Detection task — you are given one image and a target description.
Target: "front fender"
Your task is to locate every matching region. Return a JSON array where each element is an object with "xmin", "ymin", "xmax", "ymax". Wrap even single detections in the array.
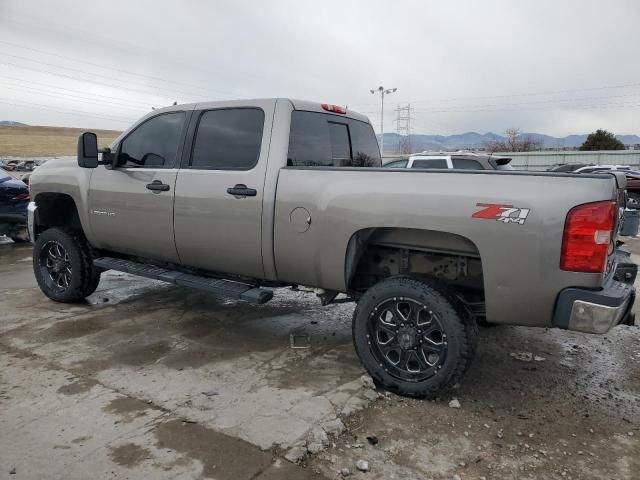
[{"xmin": 30, "ymin": 158, "xmax": 94, "ymax": 241}]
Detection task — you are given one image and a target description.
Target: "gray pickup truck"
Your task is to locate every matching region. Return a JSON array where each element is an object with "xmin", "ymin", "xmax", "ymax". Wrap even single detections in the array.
[{"xmin": 27, "ymin": 98, "xmax": 636, "ymax": 397}]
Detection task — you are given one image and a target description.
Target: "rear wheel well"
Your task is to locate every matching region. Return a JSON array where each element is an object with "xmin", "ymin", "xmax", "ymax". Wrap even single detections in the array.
[
  {"xmin": 346, "ymin": 228, "xmax": 485, "ymax": 317},
  {"xmin": 33, "ymin": 193, "xmax": 82, "ymax": 238}
]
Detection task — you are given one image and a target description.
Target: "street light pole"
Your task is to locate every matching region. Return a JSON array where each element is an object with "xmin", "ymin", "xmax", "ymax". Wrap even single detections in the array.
[{"xmin": 370, "ymin": 86, "xmax": 397, "ymax": 156}]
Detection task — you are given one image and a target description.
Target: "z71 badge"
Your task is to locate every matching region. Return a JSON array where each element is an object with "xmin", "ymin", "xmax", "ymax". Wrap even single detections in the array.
[{"xmin": 472, "ymin": 203, "xmax": 530, "ymax": 225}]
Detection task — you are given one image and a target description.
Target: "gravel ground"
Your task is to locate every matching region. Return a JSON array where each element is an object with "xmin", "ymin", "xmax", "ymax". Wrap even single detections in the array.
[
  {"xmin": 308, "ymin": 238, "xmax": 640, "ymax": 480},
  {"xmin": 0, "ymin": 236, "xmax": 638, "ymax": 479}
]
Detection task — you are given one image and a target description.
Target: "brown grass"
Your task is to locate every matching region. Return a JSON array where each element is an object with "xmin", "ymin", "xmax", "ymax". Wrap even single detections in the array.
[{"xmin": 0, "ymin": 125, "xmax": 122, "ymax": 157}]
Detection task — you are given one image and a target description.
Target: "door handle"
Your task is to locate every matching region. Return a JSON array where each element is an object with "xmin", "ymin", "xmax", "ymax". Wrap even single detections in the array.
[
  {"xmin": 146, "ymin": 180, "xmax": 170, "ymax": 192},
  {"xmin": 227, "ymin": 184, "xmax": 257, "ymax": 197}
]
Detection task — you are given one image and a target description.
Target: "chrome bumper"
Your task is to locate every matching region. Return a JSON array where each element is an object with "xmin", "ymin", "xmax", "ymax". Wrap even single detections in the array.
[
  {"xmin": 553, "ymin": 278, "xmax": 635, "ymax": 334},
  {"xmin": 27, "ymin": 201, "xmax": 37, "ymax": 243},
  {"xmin": 567, "ymin": 296, "xmax": 632, "ymax": 334}
]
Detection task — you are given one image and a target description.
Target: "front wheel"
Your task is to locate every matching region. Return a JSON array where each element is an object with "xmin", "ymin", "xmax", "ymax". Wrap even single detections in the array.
[
  {"xmin": 352, "ymin": 276, "xmax": 478, "ymax": 398},
  {"xmin": 33, "ymin": 227, "xmax": 101, "ymax": 302}
]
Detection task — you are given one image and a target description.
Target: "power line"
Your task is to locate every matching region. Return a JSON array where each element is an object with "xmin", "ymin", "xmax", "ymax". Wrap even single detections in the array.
[
  {"xmin": 359, "ymin": 99, "xmax": 640, "ymax": 116},
  {"xmin": 1, "ymin": 61, "xmax": 193, "ymax": 105},
  {"xmin": 0, "ymin": 11, "xmax": 269, "ymax": 98},
  {"xmin": 349, "ymin": 82, "xmax": 640, "ymax": 108},
  {"xmin": 0, "ymin": 51, "xmax": 206, "ymax": 101},
  {"xmin": 0, "ymin": 74, "xmax": 157, "ymax": 108},
  {"xmin": 0, "ymin": 82, "xmax": 148, "ymax": 112},
  {"xmin": 409, "ymin": 82, "xmax": 640, "ymax": 105},
  {"xmin": 412, "ymin": 92, "xmax": 640, "ymax": 113},
  {"xmin": 0, "ymin": 39, "xmax": 250, "ymax": 100},
  {"xmin": 0, "ymin": 97, "xmax": 137, "ymax": 123},
  {"xmin": 416, "ymin": 99, "xmax": 640, "ymax": 114},
  {"xmin": 0, "ymin": 12, "xmax": 170, "ymax": 65}
]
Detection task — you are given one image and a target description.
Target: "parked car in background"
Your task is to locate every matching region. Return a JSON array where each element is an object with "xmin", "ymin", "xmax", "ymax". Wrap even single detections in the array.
[
  {"xmin": 2, "ymin": 160, "xmax": 36, "ymax": 172},
  {"xmin": 570, "ymin": 165, "xmax": 640, "ymax": 207},
  {"xmin": 384, "ymin": 152, "xmax": 513, "ymax": 170},
  {"xmin": 574, "ymin": 164, "xmax": 632, "ymax": 174},
  {"xmin": 20, "ymin": 172, "xmax": 32, "ymax": 186},
  {"xmin": 0, "ymin": 166, "xmax": 30, "ymax": 242},
  {"xmin": 547, "ymin": 163, "xmax": 592, "ymax": 172}
]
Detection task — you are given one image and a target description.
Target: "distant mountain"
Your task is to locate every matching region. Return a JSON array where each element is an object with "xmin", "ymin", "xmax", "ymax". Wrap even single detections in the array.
[
  {"xmin": 379, "ymin": 131, "xmax": 640, "ymax": 153},
  {"xmin": 0, "ymin": 120, "xmax": 28, "ymax": 126}
]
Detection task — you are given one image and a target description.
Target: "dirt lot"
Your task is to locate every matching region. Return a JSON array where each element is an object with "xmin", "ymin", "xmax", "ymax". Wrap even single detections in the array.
[
  {"xmin": 0, "ymin": 126, "xmax": 120, "ymax": 157},
  {"xmin": 1, "ymin": 237, "xmax": 639, "ymax": 479}
]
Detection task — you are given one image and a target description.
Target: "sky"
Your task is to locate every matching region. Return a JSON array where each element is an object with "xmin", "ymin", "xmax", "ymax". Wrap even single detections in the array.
[{"xmin": 0, "ymin": 0, "xmax": 639, "ymax": 136}]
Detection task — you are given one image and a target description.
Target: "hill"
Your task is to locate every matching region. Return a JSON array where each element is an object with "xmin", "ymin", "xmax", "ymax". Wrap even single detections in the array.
[
  {"xmin": 0, "ymin": 120, "xmax": 28, "ymax": 126},
  {"xmin": 0, "ymin": 125, "xmax": 121, "ymax": 157},
  {"xmin": 380, "ymin": 131, "xmax": 640, "ymax": 153}
]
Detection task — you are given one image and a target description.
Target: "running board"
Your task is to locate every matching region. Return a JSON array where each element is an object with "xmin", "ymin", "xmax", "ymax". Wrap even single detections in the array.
[{"xmin": 93, "ymin": 257, "xmax": 273, "ymax": 304}]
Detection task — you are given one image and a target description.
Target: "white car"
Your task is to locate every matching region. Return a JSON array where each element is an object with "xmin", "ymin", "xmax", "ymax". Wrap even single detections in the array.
[
  {"xmin": 573, "ymin": 164, "xmax": 631, "ymax": 173},
  {"xmin": 384, "ymin": 152, "xmax": 513, "ymax": 170}
]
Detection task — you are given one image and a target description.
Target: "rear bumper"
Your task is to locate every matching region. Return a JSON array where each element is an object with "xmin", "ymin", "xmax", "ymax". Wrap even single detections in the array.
[{"xmin": 553, "ymin": 271, "xmax": 636, "ymax": 334}]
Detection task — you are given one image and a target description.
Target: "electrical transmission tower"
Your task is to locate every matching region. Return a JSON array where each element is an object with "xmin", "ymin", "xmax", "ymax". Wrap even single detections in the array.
[{"xmin": 394, "ymin": 104, "xmax": 414, "ymax": 154}]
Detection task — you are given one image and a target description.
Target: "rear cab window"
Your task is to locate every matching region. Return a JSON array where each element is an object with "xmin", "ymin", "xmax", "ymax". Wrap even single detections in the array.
[{"xmin": 287, "ymin": 111, "xmax": 381, "ymax": 167}]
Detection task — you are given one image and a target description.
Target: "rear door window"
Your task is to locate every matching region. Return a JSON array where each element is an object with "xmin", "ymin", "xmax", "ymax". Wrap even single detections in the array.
[
  {"xmin": 287, "ymin": 111, "xmax": 381, "ymax": 167},
  {"xmin": 190, "ymin": 108, "xmax": 264, "ymax": 170},
  {"xmin": 411, "ymin": 159, "xmax": 448, "ymax": 169}
]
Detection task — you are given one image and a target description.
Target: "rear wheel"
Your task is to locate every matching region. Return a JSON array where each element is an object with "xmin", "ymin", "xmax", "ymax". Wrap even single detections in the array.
[
  {"xmin": 352, "ymin": 276, "xmax": 477, "ymax": 398},
  {"xmin": 33, "ymin": 228, "xmax": 100, "ymax": 302}
]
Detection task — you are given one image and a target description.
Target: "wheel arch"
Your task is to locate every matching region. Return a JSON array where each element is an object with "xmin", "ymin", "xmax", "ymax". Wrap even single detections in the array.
[
  {"xmin": 32, "ymin": 192, "xmax": 85, "ymax": 240},
  {"xmin": 345, "ymin": 227, "xmax": 485, "ymax": 298}
]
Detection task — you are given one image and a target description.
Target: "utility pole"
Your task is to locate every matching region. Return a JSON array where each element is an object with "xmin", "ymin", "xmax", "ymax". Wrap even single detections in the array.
[
  {"xmin": 370, "ymin": 86, "xmax": 397, "ymax": 156},
  {"xmin": 394, "ymin": 104, "xmax": 414, "ymax": 154}
]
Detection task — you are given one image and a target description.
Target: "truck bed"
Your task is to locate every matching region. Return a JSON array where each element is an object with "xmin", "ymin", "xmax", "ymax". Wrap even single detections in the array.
[{"xmin": 273, "ymin": 167, "xmax": 623, "ymax": 327}]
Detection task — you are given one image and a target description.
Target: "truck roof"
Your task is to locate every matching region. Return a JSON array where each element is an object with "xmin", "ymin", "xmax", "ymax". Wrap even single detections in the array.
[{"xmin": 149, "ymin": 98, "xmax": 370, "ymax": 124}]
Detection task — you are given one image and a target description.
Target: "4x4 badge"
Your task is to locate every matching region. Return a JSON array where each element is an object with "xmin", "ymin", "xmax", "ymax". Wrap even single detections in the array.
[{"xmin": 473, "ymin": 203, "xmax": 530, "ymax": 225}]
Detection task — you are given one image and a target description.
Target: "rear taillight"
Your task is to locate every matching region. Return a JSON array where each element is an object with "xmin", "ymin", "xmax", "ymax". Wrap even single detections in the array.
[
  {"xmin": 321, "ymin": 103, "xmax": 347, "ymax": 114},
  {"xmin": 560, "ymin": 200, "xmax": 616, "ymax": 273}
]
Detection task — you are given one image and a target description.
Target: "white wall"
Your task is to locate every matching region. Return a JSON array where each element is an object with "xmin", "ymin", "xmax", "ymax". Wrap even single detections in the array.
[{"xmin": 499, "ymin": 151, "xmax": 640, "ymax": 171}]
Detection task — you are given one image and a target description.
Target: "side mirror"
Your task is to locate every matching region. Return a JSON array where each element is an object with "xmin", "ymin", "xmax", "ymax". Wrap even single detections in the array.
[{"xmin": 77, "ymin": 132, "xmax": 99, "ymax": 168}]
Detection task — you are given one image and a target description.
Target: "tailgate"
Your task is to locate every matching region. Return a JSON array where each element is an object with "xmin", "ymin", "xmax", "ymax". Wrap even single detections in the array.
[{"xmin": 607, "ymin": 171, "xmax": 628, "ymax": 278}]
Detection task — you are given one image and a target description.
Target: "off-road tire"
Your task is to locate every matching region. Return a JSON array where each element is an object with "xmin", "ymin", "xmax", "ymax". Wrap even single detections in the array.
[
  {"xmin": 33, "ymin": 227, "xmax": 100, "ymax": 302},
  {"xmin": 352, "ymin": 276, "xmax": 478, "ymax": 398}
]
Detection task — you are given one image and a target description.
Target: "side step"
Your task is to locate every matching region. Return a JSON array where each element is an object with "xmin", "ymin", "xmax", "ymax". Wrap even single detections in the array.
[{"xmin": 93, "ymin": 257, "xmax": 273, "ymax": 304}]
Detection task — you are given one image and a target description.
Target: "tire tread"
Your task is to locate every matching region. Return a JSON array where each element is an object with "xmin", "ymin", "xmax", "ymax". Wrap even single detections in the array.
[
  {"xmin": 33, "ymin": 227, "xmax": 100, "ymax": 302},
  {"xmin": 352, "ymin": 276, "xmax": 478, "ymax": 398}
]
